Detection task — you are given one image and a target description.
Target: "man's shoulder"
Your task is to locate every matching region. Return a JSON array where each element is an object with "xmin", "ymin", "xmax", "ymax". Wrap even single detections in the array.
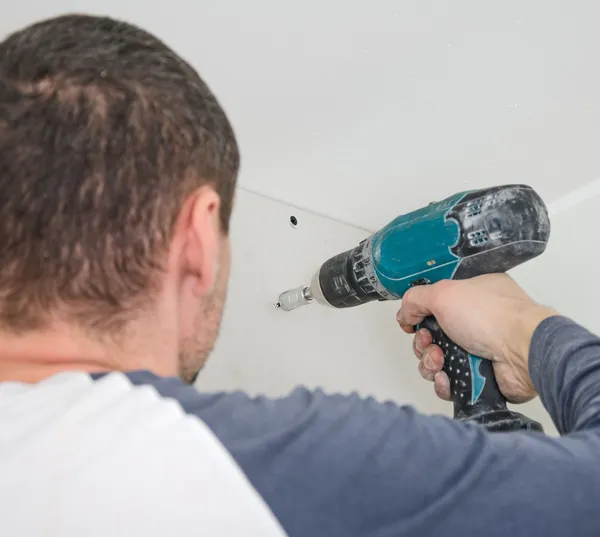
[
  {"xmin": 111, "ymin": 370, "xmax": 368, "ymax": 444},
  {"xmin": 93, "ymin": 371, "xmax": 322, "ymax": 447}
]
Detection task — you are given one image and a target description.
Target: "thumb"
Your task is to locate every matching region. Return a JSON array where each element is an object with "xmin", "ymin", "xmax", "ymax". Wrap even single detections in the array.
[{"xmin": 396, "ymin": 284, "xmax": 438, "ymax": 333}]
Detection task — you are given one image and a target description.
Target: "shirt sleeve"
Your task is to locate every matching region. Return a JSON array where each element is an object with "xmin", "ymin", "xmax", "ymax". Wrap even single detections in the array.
[
  {"xmin": 151, "ymin": 316, "xmax": 600, "ymax": 537},
  {"xmin": 529, "ymin": 315, "xmax": 600, "ymax": 434}
]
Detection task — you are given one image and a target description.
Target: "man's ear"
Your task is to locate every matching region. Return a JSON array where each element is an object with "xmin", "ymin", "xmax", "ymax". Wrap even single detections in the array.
[{"xmin": 174, "ymin": 186, "xmax": 222, "ymax": 297}]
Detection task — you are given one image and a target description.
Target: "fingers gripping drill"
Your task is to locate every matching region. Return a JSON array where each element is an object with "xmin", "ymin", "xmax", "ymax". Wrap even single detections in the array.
[{"xmin": 277, "ymin": 185, "xmax": 550, "ymax": 432}]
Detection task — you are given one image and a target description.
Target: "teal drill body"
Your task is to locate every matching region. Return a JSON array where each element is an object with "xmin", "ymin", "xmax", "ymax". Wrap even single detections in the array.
[
  {"xmin": 317, "ymin": 184, "xmax": 550, "ymax": 307},
  {"xmin": 370, "ymin": 192, "xmax": 464, "ymax": 299}
]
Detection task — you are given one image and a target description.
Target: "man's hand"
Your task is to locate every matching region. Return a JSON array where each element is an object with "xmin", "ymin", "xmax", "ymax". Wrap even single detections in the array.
[{"xmin": 396, "ymin": 274, "xmax": 556, "ymax": 404}]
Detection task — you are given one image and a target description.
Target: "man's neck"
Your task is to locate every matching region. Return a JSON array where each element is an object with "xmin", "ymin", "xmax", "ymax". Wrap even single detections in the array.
[
  {"xmin": 0, "ymin": 358, "xmax": 114, "ymax": 383},
  {"xmin": 0, "ymin": 323, "xmax": 177, "ymax": 383}
]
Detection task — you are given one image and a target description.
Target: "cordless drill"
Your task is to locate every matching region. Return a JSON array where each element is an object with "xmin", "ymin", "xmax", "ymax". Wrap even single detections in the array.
[{"xmin": 277, "ymin": 184, "xmax": 550, "ymax": 432}]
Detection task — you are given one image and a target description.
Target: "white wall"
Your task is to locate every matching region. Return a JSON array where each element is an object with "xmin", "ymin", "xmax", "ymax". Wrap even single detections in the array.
[
  {"xmin": 3, "ymin": 2, "xmax": 600, "ymax": 230},
  {"xmin": 199, "ymin": 190, "xmax": 558, "ymax": 435}
]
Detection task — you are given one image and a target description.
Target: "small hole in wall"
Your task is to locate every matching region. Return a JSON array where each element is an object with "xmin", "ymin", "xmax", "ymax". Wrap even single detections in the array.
[{"xmin": 289, "ymin": 216, "xmax": 298, "ymax": 228}]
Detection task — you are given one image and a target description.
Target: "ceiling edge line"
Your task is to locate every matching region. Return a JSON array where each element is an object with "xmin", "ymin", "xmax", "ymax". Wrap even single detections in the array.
[
  {"xmin": 236, "ymin": 186, "xmax": 375, "ymax": 234},
  {"xmin": 547, "ymin": 177, "xmax": 600, "ymax": 218}
]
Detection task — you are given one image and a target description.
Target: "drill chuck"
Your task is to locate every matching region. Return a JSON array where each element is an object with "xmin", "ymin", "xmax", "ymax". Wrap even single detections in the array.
[
  {"xmin": 277, "ymin": 285, "xmax": 313, "ymax": 311},
  {"xmin": 277, "ymin": 269, "xmax": 339, "ymax": 311},
  {"xmin": 276, "ymin": 237, "xmax": 392, "ymax": 311}
]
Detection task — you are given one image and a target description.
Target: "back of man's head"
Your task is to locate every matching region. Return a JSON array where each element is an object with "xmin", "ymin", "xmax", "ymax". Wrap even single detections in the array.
[{"xmin": 0, "ymin": 14, "xmax": 239, "ymax": 336}]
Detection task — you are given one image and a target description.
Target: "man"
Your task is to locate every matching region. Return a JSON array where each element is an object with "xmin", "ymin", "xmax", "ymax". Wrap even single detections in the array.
[{"xmin": 0, "ymin": 13, "xmax": 599, "ymax": 537}]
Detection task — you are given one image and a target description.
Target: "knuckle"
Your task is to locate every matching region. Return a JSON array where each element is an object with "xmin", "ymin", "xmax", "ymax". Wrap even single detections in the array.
[
  {"xmin": 403, "ymin": 287, "xmax": 417, "ymax": 301},
  {"xmin": 432, "ymin": 279, "xmax": 454, "ymax": 301}
]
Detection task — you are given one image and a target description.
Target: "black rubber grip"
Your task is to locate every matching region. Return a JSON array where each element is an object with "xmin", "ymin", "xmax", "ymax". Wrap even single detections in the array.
[
  {"xmin": 419, "ymin": 316, "xmax": 508, "ymax": 420},
  {"xmin": 418, "ymin": 317, "xmax": 543, "ymax": 432}
]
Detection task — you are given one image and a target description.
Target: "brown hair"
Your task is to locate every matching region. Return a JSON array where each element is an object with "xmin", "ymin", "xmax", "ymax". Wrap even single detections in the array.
[{"xmin": 0, "ymin": 14, "xmax": 240, "ymax": 333}]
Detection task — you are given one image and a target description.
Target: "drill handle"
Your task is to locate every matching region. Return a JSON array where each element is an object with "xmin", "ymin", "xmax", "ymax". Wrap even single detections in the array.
[{"xmin": 418, "ymin": 317, "xmax": 507, "ymax": 420}]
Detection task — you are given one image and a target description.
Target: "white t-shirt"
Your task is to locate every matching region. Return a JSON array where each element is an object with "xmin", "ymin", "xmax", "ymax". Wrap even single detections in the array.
[{"xmin": 0, "ymin": 372, "xmax": 287, "ymax": 537}]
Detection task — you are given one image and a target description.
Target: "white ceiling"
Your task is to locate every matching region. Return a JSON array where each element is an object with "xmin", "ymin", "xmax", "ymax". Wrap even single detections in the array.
[{"xmin": 5, "ymin": 1, "xmax": 600, "ymax": 230}]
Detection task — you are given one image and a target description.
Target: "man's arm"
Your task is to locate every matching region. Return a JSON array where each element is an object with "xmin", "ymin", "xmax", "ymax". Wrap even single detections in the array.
[{"xmin": 531, "ymin": 316, "xmax": 600, "ymax": 434}]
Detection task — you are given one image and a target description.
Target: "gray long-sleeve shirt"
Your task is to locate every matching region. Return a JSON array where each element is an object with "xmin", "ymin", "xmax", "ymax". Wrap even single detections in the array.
[{"xmin": 107, "ymin": 316, "xmax": 600, "ymax": 535}]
